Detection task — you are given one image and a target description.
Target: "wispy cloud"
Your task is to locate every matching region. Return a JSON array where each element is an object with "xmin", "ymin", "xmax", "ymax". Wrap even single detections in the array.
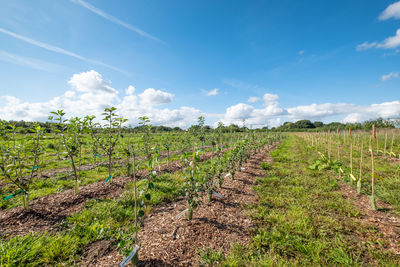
[
  {"xmin": 247, "ymin": 96, "xmax": 260, "ymax": 103},
  {"xmin": 356, "ymin": 41, "xmax": 377, "ymax": 51},
  {"xmin": 72, "ymin": 0, "xmax": 163, "ymax": 43},
  {"xmin": 0, "ymin": 49, "xmax": 63, "ymax": 72},
  {"xmin": 206, "ymin": 88, "xmax": 219, "ymax": 96},
  {"xmin": 357, "ymin": 29, "xmax": 400, "ymax": 51},
  {"xmin": 0, "ymin": 27, "xmax": 125, "ymax": 73},
  {"xmin": 298, "ymin": 50, "xmax": 305, "ymax": 55},
  {"xmin": 381, "ymin": 72, "xmax": 399, "ymax": 81}
]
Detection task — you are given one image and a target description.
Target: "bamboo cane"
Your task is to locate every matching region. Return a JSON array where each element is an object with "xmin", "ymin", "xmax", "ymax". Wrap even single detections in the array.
[
  {"xmin": 370, "ymin": 148, "xmax": 376, "ymax": 210},
  {"xmin": 357, "ymin": 143, "xmax": 363, "ymax": 194},
  {"xmin": 390, "ymin": 133, "xmax": 394, "ymax": 158}
]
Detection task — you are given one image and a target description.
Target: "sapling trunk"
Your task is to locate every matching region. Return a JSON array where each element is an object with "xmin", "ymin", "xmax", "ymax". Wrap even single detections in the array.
[
  {"xmin": 70, "ymin": 157, "xmax": 79, "ymax": 196},
  {"xmin": 132, "ymin": 155, "xmax": 139, "ymax": 264},
  {"xmin": 167, "ymin": 148, "xmax": 170, "ymax": 167},
  {"xmin": 187, "ymin": 207, "xmax": 193, "ymax": 220},
  {"xmin": 22, "ymin": 192, "xmax": 29, "ymax": 210},
  {"xmin": 108, "ymin": 148, "xmax": 112, "ymax": 182}
]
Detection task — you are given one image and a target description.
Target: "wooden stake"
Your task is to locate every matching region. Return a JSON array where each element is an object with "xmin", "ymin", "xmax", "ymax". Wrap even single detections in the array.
[
  {"xmin": 372, "ymin": 124, "xmax": 376, "ymax": 140},
  {"xmin": 350, "ymin": 143, "xmax": 353, "ymax": 184},
  {"xmin": 390, "ymin": 134, "xmax": 394, "ymax": 157},
  {"xmin": 384, "ymin": 132, "xmax": 387, "ymax": 156},
  {"xmin": 328, "ymin": 133, "xmax": 331, "ymax": 160},
  {"xmin": 370, "ymin": 148, "xmax": 376, "ymax": 210},
  {"xmin": 357, "ymin": 143, "xmax": 363, "ymax": 194},
  {"xmin": 350, "ymin": 143, "xmax": 353, "ymax": 175}
]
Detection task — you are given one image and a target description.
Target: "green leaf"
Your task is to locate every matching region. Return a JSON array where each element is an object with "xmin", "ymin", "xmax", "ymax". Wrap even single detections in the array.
[
  {"xmin": 145, "ymin": 193, "xmax": 151, "ymax": 201},
  {"xmin": 373, "ymin": 173, "xmax": 385, "ymax": 180},
  {"xmin": 148, "ymin": 182, "xmax": 154, "ymax": 190},
  {"xmin": 138, "ymin": 210, "xmax": 145, "ymax": 217}
]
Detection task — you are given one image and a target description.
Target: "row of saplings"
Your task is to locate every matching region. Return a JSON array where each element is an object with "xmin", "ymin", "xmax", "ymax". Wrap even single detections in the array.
[
  {"xmin": 0, "ymin": 107, "xmax": 235, "ymax": 210},
  {"xmin": 0, "ymin": 107, "xmax": 129, "ymax": 209},
  {"xmin": 126, "ymin": 127, "xmax": 266, "ymax": 265},
  {"xmin": 0, "ymin": 107, "xmax": 268, "ymax": 265}
]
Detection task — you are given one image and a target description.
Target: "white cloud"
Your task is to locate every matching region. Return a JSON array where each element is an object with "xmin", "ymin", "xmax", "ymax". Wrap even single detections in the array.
[
  {"xmin": 287, "ymin": 103, "xmax": 357, "ymax": 121},
  {"xmin": 377, "ymin": 29, "xmax": 400, "ymax": 49},
  {"xmin": 342, "ymin": 101, "xmax": 400, "ymax": 123},
  {"xmin": 285, "ymin": 101, "xmax": 400, "ymax": 123},
  {"xmin": 139, "ymin": 88, "xmax": 173, "ymax": 106},
  {"xmin": 221, "ymin": 94, "xmax": 286, "ymax": 128},
  {"xmin": 68, "ymin": 70, "xmax": 117, "ymax": 94},
  {"xmin": 262, "ymin": 93, "xmax": 279, "ymax": 103},
  {"xmin": 247, "ymin": 96, "xmax": 260, "ymax": 103},
  {"xmin": 72, "ymin": 0, "xmax": 163, "ymax": 43},
  {"xmin": 64, "ymin": 90, "xmax": 75, "ymax": 98},
  {"xmin": 0, "ymin": 95, "xmax": 61, "ymax": 122},
  {"xmin": 356, "ymin": 41, "xmax": 377, "ymax": 51},
  {"xmin": 225, "ymin": 103, "xmax": 254, "ymax": 121},
  {"xmin": 125, "ymin": 85, "xmax": 135, "ymax": 95},
  {"xmin": 298, "ymin": 50, "xmax": 305, "ymax": 55},
  {"xmin": 1, "ymin": 71, "xmax": 400, "ymax": 128},
  {"xmin": 381, "ymin": 72, "xmax": 399, "ymax": 81},
  {"xmin": 206, "ymin": 88, "xmax": 219, "ymax": 96},
  {"xmin": 0, "ymin": 27, "xmax": 124, "ymax": 73},
  {"xmin": 357, "ymin": 29, "xmax": 400, "ymax": 51},
  {"xmin": 379, "ymin": 1, "xmax": 400, "ymax": 20}
]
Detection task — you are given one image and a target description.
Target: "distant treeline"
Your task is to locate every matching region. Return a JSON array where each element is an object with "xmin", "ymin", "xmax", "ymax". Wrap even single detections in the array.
[
  {"xmin": 270, "ymin": 118, "xmax": 398, "ymax": 132},
  {"xmin": 0, "ymin": 117, "xmax": 397, "ymax": 134}
]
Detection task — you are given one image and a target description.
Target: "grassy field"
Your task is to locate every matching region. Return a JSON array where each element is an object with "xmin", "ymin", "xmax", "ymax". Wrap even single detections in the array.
[
  {"xmin": 202, "ymin": 135, "xmax": 400, "ymax": 266},
  {"xmin": 2, "ymin": 132, "xmax": 400, "ymax": 266}
]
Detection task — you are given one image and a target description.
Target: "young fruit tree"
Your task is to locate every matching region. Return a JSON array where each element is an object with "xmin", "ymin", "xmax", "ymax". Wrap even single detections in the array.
[{"xmin": 50, "ymin": 110, "xmax": 88, "ymax": 195}]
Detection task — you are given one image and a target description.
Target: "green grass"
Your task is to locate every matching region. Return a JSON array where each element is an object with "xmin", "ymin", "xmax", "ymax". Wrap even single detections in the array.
[
  {"xmin": 309, "ymin": 133, "xmax": 400, "ymax": 214},
  {"xmin": 202, "ymin": 135, "xmax": 400, "ymax": 266}
]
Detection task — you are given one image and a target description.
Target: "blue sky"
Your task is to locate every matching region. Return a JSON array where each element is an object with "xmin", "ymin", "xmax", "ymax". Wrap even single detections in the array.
[{"xmin": 0, "ymin": 0, "xmax": 400, "ymax": 128}]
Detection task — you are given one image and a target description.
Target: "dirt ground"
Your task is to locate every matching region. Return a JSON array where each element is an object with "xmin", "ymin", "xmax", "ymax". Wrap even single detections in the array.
[
  {"xmin": 80, "ymin": 145, "xmax": 274, "ymax": 267},
  {"xmin": 0, "ymin": 150, "xmax": 225, "ymax": 237}
]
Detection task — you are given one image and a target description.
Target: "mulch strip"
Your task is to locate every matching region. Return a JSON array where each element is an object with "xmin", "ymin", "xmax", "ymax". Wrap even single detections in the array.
[
  {"xmin": 0, "ymin": 150, "xmax": 224, "ymax": 237},
  {"xmin": 82, "ymin": 145, "xmax": 274, "ymax": 267}
]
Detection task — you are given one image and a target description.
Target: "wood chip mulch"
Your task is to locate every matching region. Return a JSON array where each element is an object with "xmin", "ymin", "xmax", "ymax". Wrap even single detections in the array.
[
  {"xmin": 83, "ymin": 145, "xmax": 274, "ymax": 267},
  {"xmin": 0, "ymin": 150, "xmax": 224, "ymax": 237}
]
